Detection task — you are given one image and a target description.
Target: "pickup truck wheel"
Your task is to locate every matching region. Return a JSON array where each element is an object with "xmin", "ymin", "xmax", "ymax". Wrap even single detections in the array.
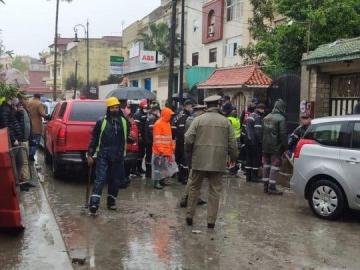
[
  {"xmin": 45, "ymin": 147, "xmax": 52, "ymax": 164},
  {"xmin": 52, "ymin": 155, "xmax": 62, "ymax": 178}
]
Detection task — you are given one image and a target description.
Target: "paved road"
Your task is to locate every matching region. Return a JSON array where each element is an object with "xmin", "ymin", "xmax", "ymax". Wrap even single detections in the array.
[{"xmin": 38, "ymin": 152, "xmax": 360, "ymax": 270}]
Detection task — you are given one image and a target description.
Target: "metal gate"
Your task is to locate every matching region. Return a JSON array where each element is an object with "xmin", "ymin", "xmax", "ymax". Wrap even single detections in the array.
[
  {"xmin": 330, "ymin": 74, "xmax": 360, "ymax": 116},
  {"xmin": 267, "ymin": 73, "xmax": 301, "ymax": 133}
]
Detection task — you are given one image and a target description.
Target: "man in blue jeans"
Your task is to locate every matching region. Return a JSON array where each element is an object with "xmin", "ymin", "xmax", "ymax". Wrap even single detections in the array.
[{"xmin": 87, "ymin": 97, "xmax": 130, "ymax": 214}]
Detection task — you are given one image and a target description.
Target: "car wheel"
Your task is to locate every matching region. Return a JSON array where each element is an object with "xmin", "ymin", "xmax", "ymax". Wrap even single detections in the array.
[
  {"xmin": 52, "ymin": 155, "xmax": 62, "ymax": 179},
  {"xmin": 308, "ymin": 179, "xmax": 346, "ymax": 220}
]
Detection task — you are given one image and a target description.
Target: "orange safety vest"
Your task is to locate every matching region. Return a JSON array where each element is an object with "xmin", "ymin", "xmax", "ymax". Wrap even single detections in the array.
[{"xmin": 152, "ymin": 107, "xmax": 175, "ymax": 157}]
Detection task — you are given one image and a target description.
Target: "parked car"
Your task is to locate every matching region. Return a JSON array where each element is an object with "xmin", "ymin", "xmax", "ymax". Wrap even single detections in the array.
[
  {"xmin": 40, "ymin": 100, "xmax": 57, "ymax": 148},
  {"xmin": 44, "ymin": 99, "xmax": 139, "ymax": 178},
  {"xmin": 291, "ymin": 115, "xmax": 360, "ymax": 220}
]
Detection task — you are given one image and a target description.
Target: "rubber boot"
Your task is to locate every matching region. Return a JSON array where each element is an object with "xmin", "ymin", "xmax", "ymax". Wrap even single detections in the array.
[
  {"xmin": 145, "ymin": 164, "xmax": 152, "ymax": 178},
  {"xmin": 180, "ymin": 195, "xmax": 188, "ymax": 208},
  {"xmin": 245, "ymin": 169, "xmax": 252, "ymax": 182},
  {"xmin": 263, "ymin": 181, "xmax": 269, "ymax": 193},
  {"xmin": 268, "ymin": 183, "xmax": 283, "ymax": 195},
  {"xmin": 154, "ymin": 180, "xmax": 163, "ymax": 190},
  {"xmin": 251, "ymin": 170, "xmax": 262, "ymax": 183}
]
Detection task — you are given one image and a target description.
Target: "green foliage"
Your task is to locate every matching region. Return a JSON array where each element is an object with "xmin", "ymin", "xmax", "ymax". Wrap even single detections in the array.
[
  {"xmin": 11, "ymin": 56, "xmax": 29, "ymax": 73},
  {"xmin": 65, "ymin": 73, "xmax": 84, "ymax": 90},
  {"xmin": 0, "ymin": 83, "xmax": 18, "ymax": 103},
  {"xmin": 138, "ymin": 22, "xmax": 180, "ymax": 59},
  {"xmin": 242, "ymin": 0, "xmax": 360, "ymax": 74}
]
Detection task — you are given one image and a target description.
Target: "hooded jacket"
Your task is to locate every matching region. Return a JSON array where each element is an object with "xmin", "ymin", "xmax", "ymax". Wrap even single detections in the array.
[
  {"xmin": 262, "ymin": 99, "xmax": 287, "ymax": 154},
  {"xmin": 152, "ymin": 107, "xmax": 175, "ymax": 157}
]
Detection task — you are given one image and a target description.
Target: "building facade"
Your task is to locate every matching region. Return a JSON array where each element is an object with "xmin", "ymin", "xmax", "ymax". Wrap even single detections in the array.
[{"xmin": 45, "ymin": 36, "xmax": 123, "ymax": 98}]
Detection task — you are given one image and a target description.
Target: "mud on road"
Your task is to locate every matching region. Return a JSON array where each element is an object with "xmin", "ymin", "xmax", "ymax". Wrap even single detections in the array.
[{"xmin": 39, "ymin": 153, "xmax": 360, "ymax": 270}]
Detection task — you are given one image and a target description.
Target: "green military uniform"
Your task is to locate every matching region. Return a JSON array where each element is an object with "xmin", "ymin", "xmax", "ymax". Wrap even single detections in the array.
[{"xmin": 184, "ymin": 96, "xmax": 238, "ymax": 227}]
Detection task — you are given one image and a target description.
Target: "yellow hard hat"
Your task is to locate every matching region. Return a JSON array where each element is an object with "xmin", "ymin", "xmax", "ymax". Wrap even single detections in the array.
[{"xmin": 106, "ymin": 97, "xmax": 120, "ymax": 107}]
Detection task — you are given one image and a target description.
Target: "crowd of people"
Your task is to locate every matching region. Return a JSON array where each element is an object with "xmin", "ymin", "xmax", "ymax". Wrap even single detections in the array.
[
  {"xmin": 0, "ymin": 93, "xmax": 49, "ymax": 191},
  {"xmin": 86, "ymin": 94, "xmax": 314, "ymax": 228}
]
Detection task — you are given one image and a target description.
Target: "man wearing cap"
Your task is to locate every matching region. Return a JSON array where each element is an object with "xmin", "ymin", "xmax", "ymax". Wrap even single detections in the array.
[
  {"xmin": 179, "ymin": 104, "xmax": 207, "ymax": 208},
  {"xmin": 245, "ymin": 103, "xmax": 266, "ymax": 182},
  {"xmin": 185, "ymin": 95, "xmax": 238, "ymax": 228},
  {"xmin": 133, "ymin": 99, "xmax": 148, "ymax": 175},
  {"xmin": 87, "ymin": 97, "xmax": 130, "ymax": 214},
  {"xmin": 288, "ymin": 112, "xmax": 311, "ymax": 155},
  {"xmin": 173, "ymin": 99, "xmax": 193, "ymax": 184}
]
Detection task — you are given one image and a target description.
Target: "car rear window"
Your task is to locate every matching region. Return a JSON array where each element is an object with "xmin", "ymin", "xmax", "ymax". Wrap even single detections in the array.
[
  {"xmin": 305, "ymin": 122, "xmax": 344, "ymax": 147},
  {"xmin": 69, "ymin": 102, "xmax": 106, "ymax": 122}
]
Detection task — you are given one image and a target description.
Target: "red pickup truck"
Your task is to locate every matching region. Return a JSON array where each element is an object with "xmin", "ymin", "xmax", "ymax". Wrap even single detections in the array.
[{"xmin": 45, "ymin": 99, "xmax": 139, "ymax": 178}]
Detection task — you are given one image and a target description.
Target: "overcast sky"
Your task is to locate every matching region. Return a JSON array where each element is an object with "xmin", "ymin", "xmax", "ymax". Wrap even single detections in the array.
[{"xmin": 0, "ymin": 0, "xmax": 161, "ymax": 57}]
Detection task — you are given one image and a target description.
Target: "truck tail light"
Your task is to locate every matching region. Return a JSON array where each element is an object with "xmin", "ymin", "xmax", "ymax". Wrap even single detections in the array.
[
  {"xmin": 57, "ymin": 128, "xmax": 66, "ymax": 146},
  {"xmin": 293, "ymin": 139, "xmax": 316, "ymax": 159}
]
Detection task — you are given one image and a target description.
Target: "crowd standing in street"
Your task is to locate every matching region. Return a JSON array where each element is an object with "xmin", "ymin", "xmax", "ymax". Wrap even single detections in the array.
[
  {"xmin": 262, "ymin": 99, "xmax": 287, "ymax": 195},
  {"xmin": 184, "ymin": 95, "xmax": 238, "ymax": 228},
  {"xmin": 87, "ymin": 97, "xmax": 130, "ymax": 214}
]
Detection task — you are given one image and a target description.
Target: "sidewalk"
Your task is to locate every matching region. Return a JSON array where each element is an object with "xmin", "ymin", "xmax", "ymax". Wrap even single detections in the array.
[{"xmin": 0, "ymin": 164, "xmax": 73, "ymax": 270}]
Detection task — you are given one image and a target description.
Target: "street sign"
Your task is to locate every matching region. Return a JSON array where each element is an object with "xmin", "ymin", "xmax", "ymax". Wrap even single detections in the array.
[
  {"xmin": 110, "ymin": 55, "xmax": 124, "ymax": 75},
  {"xmin": 139, "ymin": 50, "xmax": 156, "ymax": 64},
  {"xmin": 89, "ymin": 86, "xmax": 97, "ymax": 94}
]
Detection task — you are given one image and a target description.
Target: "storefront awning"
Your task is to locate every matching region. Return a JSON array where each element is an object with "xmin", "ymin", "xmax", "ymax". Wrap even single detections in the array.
[
  {"xmin": 185, "ymin": 66, "xmax": 215, "ymax": 90},
  {"xmin": 197, "ymin": 65, "xmax": 272, "ymax": 89}
]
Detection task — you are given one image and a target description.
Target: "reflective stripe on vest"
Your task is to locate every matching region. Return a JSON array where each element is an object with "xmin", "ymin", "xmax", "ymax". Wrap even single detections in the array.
[
  {"xmin": 95, "ymin": 116, "xmax": 127, "ymax": 156},
  {"xmin": 153, "ymin": 135, "xmax": 173, "ymax": 145}
]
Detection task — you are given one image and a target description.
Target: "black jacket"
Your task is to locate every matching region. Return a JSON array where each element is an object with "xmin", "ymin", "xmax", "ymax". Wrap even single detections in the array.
[
  {"xmin": 0, "ymin": 103, "xmax": 23, "ymax": 144},
  {"xmin": 88, "ymin": 110, "xmax": 130, "ymax": 159},
  {"xmin": 245, "ymin": 111, "xmax": 263, "ymax": 145},
  {"xmin": 288, "ymin": 124, "xmax": 309, "ymax": 151},
  {"xmin": 173, "ymin": 109, "xmax": 192, "ymax": 144},
  {"xmin": 133, "ymin": 108, "xmax": 147, "ymax": 142},
  {"xmin": 145, "ymin": 112, "xmax": 159, "ymax": 145}
]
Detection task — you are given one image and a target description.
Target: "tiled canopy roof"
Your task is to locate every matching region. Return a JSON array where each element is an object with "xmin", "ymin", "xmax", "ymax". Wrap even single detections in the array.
[
  {"xmin": 197, "ymin": 65, "xmax": 272, "ymax": 89},
  {"xmin": 302, "ymin": 37, "xmax": 360, "ymax": 65}
]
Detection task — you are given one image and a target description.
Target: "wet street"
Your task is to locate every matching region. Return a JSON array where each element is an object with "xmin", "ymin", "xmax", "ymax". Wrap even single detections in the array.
[{"xmin": 3, "ymin": 151, "xmax": 360, "ymax": 270}]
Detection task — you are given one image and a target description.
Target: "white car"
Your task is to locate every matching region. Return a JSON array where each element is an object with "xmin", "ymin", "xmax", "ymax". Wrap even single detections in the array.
[{"xmin": 291, "ymin": 115, "xmax": 360, "ymax": 220}]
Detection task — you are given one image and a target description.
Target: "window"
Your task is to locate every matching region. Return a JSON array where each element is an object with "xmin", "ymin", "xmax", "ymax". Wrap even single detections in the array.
[
  {"xmin": 226, "ymin": 0, "xmax": 244, "ymax": 22},
  {"xmin": 209, "ymin": 48, "xmax": 217, "ymax": 63},
  {"xmin": 208, "ymin": 10, "xmax": 216, "ymax": 37},
  {"xmin": 57, "ymin": 102, "xmax": 67, "ymax": 119},
  {"xmin": 131, "ymin": 80, "xmax": 139, "ymax": 87},
  {"xmin": 351, "ymin": 122, "xmax": 360, "ymax": 148},
  {"xmin": 69, "ymin": 102, "xmax": 106, "ymax": 122},
  {"xmin": 192, "ymin": 53, "xmax": 199, "ymax": 66},
  {"xmin": 305, "ymin": 122, "xmax": 343, "ymax": 147},
  {"xmin": 225, "ymin": 36, "xmax": 241, "ymax": 57}
]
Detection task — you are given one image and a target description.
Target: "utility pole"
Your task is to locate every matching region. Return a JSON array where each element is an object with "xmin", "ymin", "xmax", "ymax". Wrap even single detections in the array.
[
  {"xmin": 179, "ymin": 0, "xmax": 185, "ymax": 105},
  {"xmin": 86, "ymin": 20, "xmax": 90, "ymax": 98},
  {"xmin": 167, "ymin": 0, "xmax": 177, "ymax": 107},
  {"xmin": 53, "ymin": 0, "xmax": 60, "ymax": 101},
  {"xmin": 73, "ymin": 60, "xmax": 78, "ymax": 99}
]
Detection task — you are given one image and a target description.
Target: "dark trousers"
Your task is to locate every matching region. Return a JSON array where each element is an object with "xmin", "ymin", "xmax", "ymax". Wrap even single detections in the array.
[
  {"xmin": 245, "ymin": 143, "xmax": 262, "ymax": 172},
  {"xmin": 90, "ymin": 151, "xmax": 125, "ymax": 207},
  {"xmin": 29, "ymin": 134, "xmax": 41, "ymax": 158},
  {"xmin": 145, "ymin": 143, "xmax": 152, "ymax": 177},
  {"xmin": 262, "ymin": 153, "xmax": 281, "ymax": 185},
  {"xmin": 175, "ymin": 144, "xmax": 188, "ymax": 182}
]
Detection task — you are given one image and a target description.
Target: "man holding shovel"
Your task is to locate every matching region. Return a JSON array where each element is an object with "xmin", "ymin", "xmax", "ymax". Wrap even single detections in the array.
[{"xmin": 87, "ymin": 97, "xmax": 130, "ymax": 214}]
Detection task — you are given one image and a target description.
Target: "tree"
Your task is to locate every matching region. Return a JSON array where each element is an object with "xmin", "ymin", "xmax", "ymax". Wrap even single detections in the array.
[
  {"xmin": 65, "ymin": 73, "xmax": 84, "ymax": 90},
  {"xmin": 12, "ymin": 56, "xmax": 29, "ymax": 73},
  {"xmin": 138, "ymin": 22, "xmax": 180, "ymax": 59},
  {"xmin": 239, "ymin": 0, "xmax": 360, "ymax": 74}
]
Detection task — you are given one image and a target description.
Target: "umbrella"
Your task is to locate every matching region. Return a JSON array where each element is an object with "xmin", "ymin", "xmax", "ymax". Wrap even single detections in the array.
[{"xmin": 106, "ymin": 86, "xmax": 156, "ymax": 100}]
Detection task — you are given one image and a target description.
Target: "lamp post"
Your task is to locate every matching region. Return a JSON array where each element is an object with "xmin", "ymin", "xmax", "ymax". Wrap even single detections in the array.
[{"xmin": 73, "ymin": 21, "xmax": 90, "ymax": 97}]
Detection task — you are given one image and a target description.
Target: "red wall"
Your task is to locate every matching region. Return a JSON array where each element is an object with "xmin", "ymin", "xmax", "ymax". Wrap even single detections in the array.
[{"xmin": 202, "ymin": 0, "xmax": 224, "ymax": 44}]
